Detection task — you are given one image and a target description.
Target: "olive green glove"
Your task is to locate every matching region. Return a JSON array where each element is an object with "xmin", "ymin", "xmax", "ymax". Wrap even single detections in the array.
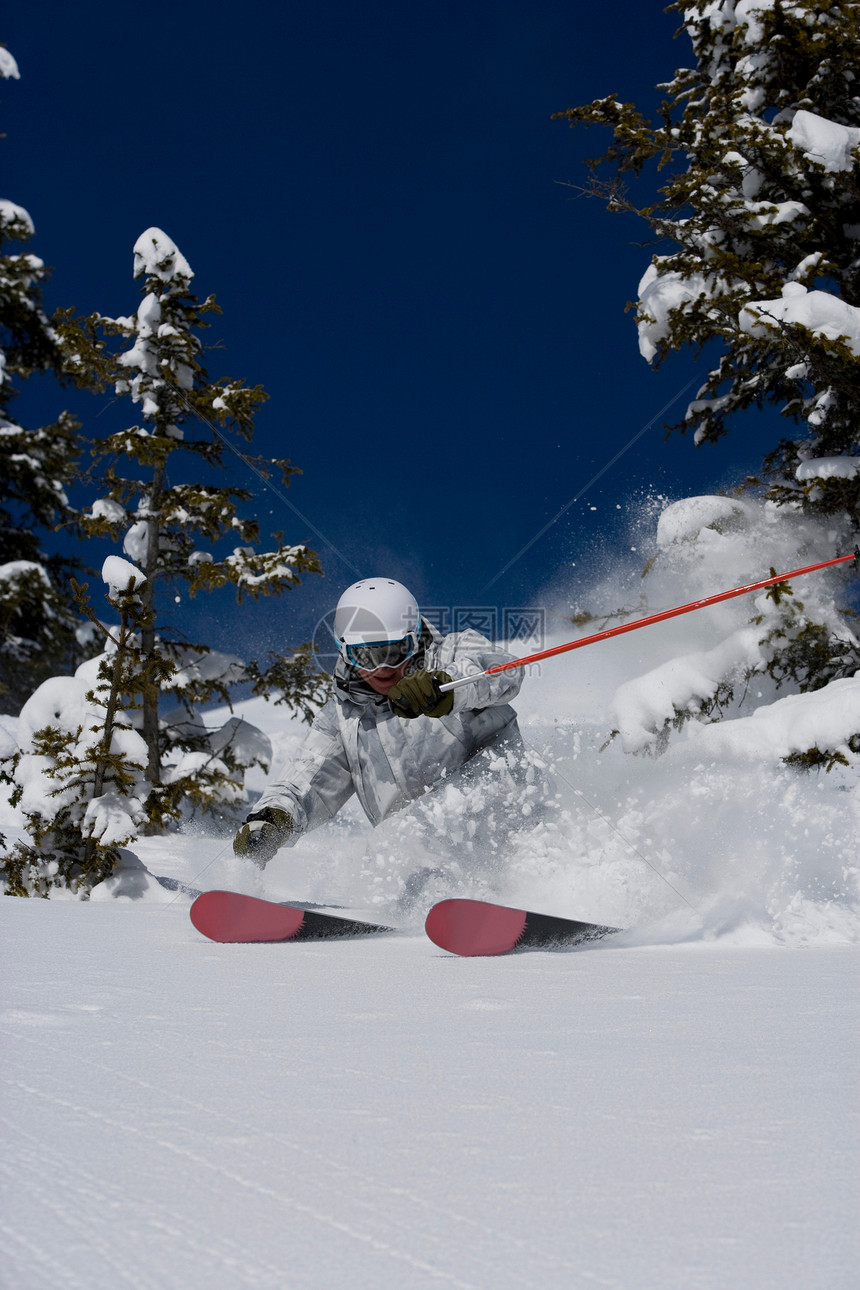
[
  {"xmin": 388, "ymin": 670, "xmax": 454, "ymax": 719},
  {"xmin": 233, "ymin": 807, "xmax": 293, "ymax": 867}
]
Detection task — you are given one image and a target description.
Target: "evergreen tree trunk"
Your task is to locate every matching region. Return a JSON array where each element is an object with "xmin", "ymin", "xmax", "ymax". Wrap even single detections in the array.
[
  {"xmin": 140, "ymin": 463, "xmax": 164, "ymax": 788},
  {"xmin": 83, "ymin": 612, "xmax": 128, "ymax": 870}
]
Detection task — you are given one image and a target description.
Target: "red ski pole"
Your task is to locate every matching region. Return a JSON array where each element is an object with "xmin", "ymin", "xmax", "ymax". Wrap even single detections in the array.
[{"xmin": 439, "ymin": 548, "xmax": 860, "ymax": 693}]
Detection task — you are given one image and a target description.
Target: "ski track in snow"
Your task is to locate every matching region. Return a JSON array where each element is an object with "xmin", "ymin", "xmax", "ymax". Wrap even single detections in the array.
[
  {"xmin": 1, "ymin": 950, "xmax": 591, "ymax": 1290},
  {"xmin": 2, "ymin": 900, "xmax": 858, "ymax": 1290},
  {"xmin": 1, "ymin": 1049, "xmax": 556, "ymax": 1290}
]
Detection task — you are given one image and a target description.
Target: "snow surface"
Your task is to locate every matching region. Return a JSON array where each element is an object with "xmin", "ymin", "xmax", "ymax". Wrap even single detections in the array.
[
  {"xmin": 2, "ymin": 496, "xmax": 859, "ymax": 1287},
  {"xmin": 2, "ymin": 898, "xmax": 857, "ymax": 1290}
]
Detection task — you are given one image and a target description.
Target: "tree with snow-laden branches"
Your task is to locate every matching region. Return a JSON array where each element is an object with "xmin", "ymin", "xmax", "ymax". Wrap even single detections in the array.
[
  {"xmin": 56, "ymin": 227, "xmax": 323, "ymax": 829},
  {"xmin": 556, "ymin": 0, "xmax": 860, "ymax": 532},
  {"xmin": 3, "ymin": 559, "xmax": 153, "ymax": 895},
  {"xmin": 555, "ymin": 0, "xmax": 860, "ymax": 758},
  {"xmin": 0, "ymin": 48, "xmax": 87, "ymax": 714},
  {"xmin": 1, "ymin": 555, "xmax": 282, "ymax": 895}
]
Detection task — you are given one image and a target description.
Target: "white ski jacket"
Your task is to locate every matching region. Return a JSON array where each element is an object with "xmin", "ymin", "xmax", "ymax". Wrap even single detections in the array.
[{"xmin": 254, "ymin": 626, "xmax": 523, "ymax": 843}]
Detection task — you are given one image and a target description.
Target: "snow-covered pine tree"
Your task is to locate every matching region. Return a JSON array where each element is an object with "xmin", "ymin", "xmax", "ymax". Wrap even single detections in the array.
[
  {"xmin": 3, "ymin": 558, "xmax": 152, "ymax": 896},
  {"xmin": 554, "ymin": 0, "xmax": 860, "ymax": 752},
  {"xmin": 0, "ymin": 48, "xmax": 85, "ymax": 713},
  {"xmin": 57, "ymin": 228, "xmax": 322, "ymax": 827},
  {"xmin": 556, "ymin": 2, "xmax": 859, "ymax": 522}
]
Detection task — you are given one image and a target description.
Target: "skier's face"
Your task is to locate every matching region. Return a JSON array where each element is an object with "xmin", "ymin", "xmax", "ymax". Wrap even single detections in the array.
[{"xmin": 358, "ymin": 660, "xmax": 410, "ymax": 694}]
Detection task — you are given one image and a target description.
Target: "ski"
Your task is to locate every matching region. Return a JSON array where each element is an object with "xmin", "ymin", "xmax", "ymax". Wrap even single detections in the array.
[
  {"xmin": 189, "ymin": 890, "xmax": 395, "ymax": 944},
  {"xmin": 425, "ymin": 898, "xmax": 621, "ymax": 957}
]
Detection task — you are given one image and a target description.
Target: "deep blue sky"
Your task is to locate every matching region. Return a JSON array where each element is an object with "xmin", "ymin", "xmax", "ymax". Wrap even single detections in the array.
[{"xmin": 3, "ymin": 2, "xmax": 776, "ymax": 661}]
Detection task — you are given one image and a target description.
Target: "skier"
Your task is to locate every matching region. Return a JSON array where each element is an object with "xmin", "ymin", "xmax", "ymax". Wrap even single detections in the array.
[{"xmin": 233, "ymin": 577, "xmax": 525, "ymax": 869}]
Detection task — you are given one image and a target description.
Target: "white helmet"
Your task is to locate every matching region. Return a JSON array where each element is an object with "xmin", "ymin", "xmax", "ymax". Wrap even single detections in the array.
[{"xmin": 334, "ymin": 577, "xmax": 422, "ymax": 672}]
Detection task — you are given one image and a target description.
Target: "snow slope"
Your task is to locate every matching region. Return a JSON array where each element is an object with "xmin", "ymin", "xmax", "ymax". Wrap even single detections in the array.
[
  {"xmin": 2, "ymin": 497, "xmax": 860, "ymax": 1287},
  {"xmin": 2, "ymin": 898, "xmax": 857, "ymax": 1290},
  {"xmin": 2, "ymin": 697, "xmax": 859, "ymax": 1289}
]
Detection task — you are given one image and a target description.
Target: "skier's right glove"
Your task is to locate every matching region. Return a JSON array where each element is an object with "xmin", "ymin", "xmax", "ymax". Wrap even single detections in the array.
[
  {"xmin": 233, "ymin": 808, "xmax": 293, "ymax": 868},
  {"xmin": 388, "ymin": 670, "xmax": 454, "ymax": 719}
]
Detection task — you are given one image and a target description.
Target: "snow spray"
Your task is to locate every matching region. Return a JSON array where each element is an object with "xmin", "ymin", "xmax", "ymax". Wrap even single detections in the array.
[{"xmin": 440, "ymin": 549, "xmax": 860, "ymax": 694}]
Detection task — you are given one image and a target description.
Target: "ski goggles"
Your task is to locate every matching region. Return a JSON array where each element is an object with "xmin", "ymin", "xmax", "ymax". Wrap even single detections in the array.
[{"xmin": 342, "ymin": 631, "xmax": 419, "ymax": 673}]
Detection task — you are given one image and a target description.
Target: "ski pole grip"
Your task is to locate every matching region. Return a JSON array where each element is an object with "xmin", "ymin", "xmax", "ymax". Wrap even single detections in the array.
[{"xmin": 438, "ymin": 671, "xmax": 489, "ymax": 694}]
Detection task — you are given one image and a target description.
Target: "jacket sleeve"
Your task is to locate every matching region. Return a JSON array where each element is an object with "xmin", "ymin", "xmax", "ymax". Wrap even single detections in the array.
[
  {"xmin": 433, "ymin": 629, "xmax": 523, "ymax": 715},
  {"xmin": 252, "ymin": 698, "xmax": 355, "ymax": 844}
]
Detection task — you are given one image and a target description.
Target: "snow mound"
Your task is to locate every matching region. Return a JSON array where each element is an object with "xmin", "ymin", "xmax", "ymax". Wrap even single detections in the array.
[
  {"xmin": 89, "ymin": 851, "xmax": 178, "ymax": 902},
  {"xmin": 688, "ymin": 675, "xmax": 860, "ymax": 763},
  {"xmin": 610, "ymin": 626, "xmax": 764, "ymax": 752}
]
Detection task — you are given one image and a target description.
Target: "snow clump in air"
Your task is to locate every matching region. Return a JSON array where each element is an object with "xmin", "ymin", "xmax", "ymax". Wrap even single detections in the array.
[{"xmin": 654, "ymin": 495, "xmax": 759, "ymax": 547}]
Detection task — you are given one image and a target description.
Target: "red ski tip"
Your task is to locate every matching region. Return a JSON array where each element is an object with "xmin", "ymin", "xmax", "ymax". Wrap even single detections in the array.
[
  {"xmin": 425, "ymin": 898, "xmax": 528, "ymax": 957},
  {"xmin": 190, "ymin": 890, "xmax": 306, "ymax": 943}
]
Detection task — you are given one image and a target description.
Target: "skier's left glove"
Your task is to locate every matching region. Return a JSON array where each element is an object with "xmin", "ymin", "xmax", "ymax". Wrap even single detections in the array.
[
  {"xmin": 233, "ymin": 808, "xmax": 293, "ymax": 867},
  {"xmin": 388, "ymin": 670, "xmax": 454, "ymax": 719}
]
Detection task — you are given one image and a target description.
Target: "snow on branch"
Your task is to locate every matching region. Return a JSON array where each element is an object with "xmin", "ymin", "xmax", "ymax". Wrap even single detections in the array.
[
  {"xmin": 101, "ymin": 556, "xmax": 145, "ymax": 599},
  {"xmin": 132, "ymin": 228, "xmax": 193, "ymax": 284},
  {"xmin": 0, "ymin": 46, "xmax": 19, "ymax": 79},
  {"xmin": 739, "ymin": 285, "xmax": 860, "ymax": 357}
]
